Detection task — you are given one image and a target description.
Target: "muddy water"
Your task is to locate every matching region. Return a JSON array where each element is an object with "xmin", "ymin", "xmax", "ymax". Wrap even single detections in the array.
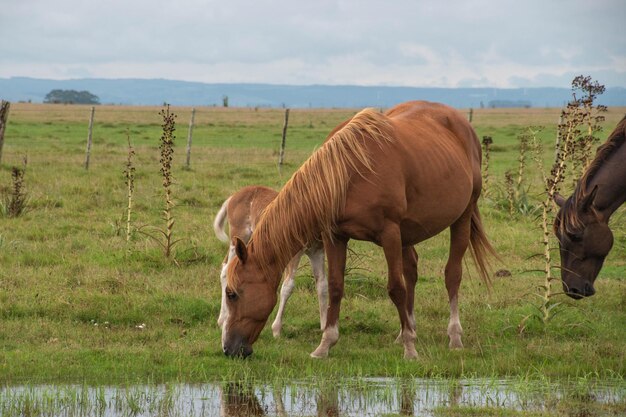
[{"xmin": 1, "ymin": 378, "xmax": 624, "ymax": 416}]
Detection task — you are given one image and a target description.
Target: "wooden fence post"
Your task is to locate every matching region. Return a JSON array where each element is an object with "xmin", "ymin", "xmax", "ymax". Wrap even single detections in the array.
[
  {"xmin": 278, "ymin": 108, "xmax": 290, "ymax": 172},
  {"xmin": 185, "ymin": 108, "xmax": 195, "ymax": 169},
  {"xmin": 0, "ymin": 100, "xmax": 10, "ymax": 164},
  {"xmin": 84, "ymin": 106, "xmax": 95, "ymax": 170}
]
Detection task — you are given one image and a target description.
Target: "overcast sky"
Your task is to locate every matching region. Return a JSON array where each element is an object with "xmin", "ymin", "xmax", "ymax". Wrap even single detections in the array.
[{"xmin": 1, "ymin": 0, "xmax": 625, "ymax": 88}]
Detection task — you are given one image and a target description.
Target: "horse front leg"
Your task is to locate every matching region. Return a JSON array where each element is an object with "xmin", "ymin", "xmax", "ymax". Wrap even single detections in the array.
[
  {"xmin": 306, "ymin": 240, "xmax": 328, "ymax": 330},
  {"xmin": 310, "ymin": 236, "xmax": 347, "ymax": 358},
  {"xmin": 445, "ymin": 209, "xmax": 472, "ymax": 349},
  {"xmin": 396, "ymin": 246, "xmax": 418, "ymax": 343},
  {"xmin": 271, "ymin": 251, "xmax": 303, "ymax": 338},
  {"xmin": 381, "ymin": 223, "xmax": 417, "ymax": 359}
]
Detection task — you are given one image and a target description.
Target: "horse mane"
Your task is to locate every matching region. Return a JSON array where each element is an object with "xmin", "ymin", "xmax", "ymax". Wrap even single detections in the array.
[
  {"xmin": 558, "ymin": 115, "xmax": 626, "ymax": 236},
  {"xmin": 228, "ymin": 108, "xmax": 392, "ymax": 290}
]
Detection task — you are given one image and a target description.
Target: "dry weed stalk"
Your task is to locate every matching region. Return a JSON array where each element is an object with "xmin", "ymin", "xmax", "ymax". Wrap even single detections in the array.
[
  {"xmin": 158, "ymin": 105, "xmax": 178, "ymax": 258},
  {"xmin": 505, "ymin": 170, "xmax": 515, "ymax": 215},
  {"xmin": 481, "ymin": 136, "xmax": 493, "ymax": 195},
  {"xmin": 528, "ymin": 123, "xmax": 571, "ymax": 324},
  {"xmin": 123, "ymin": 131, "xmax": 135, "ymax": 244},
  {"xmin": 561, "ymin": 76, "xmax": 607, "ymax": 185},
  {"xmin": 139, "ymin": 105, "xmax": 181, "ymax": 259},
  {"xmin": 517, "ymin": 130, "xmax": 529, "ymax": 191},
  {"xmin": 3, "ymin": 156, "xmax": 28, "ymax": 218}
]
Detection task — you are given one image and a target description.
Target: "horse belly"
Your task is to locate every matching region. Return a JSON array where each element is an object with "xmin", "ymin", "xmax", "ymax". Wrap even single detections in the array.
[
  {"xmin": 399, "ymin": 192, "xmax": 470, "ymax": 245},
  {"xmin": 339, "ymin": 174, "xmax": 471, "ymax": 246}
]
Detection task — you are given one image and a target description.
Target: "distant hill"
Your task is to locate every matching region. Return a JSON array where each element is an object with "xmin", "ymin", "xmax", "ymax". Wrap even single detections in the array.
[{"xmin": 1, "ymin": 77, "xmax": 625, "ymax": 108}]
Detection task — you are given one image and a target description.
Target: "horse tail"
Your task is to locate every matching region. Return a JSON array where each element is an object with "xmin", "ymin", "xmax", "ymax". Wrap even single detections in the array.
[
  {"xmin": 469, "ymin": 202, "xmax": 497, "ymax": 285},
  {"xmin": 213, "ymin": 197, "xmax": 231, "ymax": 243}
]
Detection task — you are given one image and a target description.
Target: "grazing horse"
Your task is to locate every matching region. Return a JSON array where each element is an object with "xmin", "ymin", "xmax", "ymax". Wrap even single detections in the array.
[
  {"xmin": 222, "ymin": 101, "xmax": 495, "ymax": 359},
  {"xmin": 554, "ymin": 115, "xmax": 626, "ymax": 298},
  {"xmin": 214, "ymin": 185, "xmax": 328, "ymax": 336}
]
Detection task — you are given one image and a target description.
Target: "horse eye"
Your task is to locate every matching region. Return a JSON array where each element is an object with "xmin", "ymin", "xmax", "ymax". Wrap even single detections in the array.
[
  {"xmin": 569, "ymin": 233, "xmax": 582, "ymax": 243},
  {"xmin": 226, "ymin": 289, "xmax": 238, "ymax": 301}
]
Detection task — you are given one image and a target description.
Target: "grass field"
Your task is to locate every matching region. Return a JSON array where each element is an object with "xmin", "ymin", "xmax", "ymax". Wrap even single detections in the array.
[{"xmin": 0, "ymin": 103, "xmax": 624, "ymax": 393}]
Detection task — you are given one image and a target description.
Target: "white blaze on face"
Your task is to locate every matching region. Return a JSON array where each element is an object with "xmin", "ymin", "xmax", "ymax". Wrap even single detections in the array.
[
  {"xmin": 221, "ymin": 246, "xmax": 240, "ymax": 349},
  {"xmin": 218, "ymin": 243, "xmax": 238, "ymax": 329}
]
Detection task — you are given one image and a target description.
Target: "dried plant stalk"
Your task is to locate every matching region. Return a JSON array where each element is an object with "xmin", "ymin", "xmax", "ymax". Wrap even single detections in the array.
[
  {"xmin": 505, "ymin": 170, "xmax": 514, "ymax": 215},
  {"xmin": 481, "ymin": 136, "xmax": 493, "ymax": 195},
  {"xmin": 2, "ymin": 157, "xmax": 28, "ymax": 218},
  {"xmin": 529, "ymin": 124, "xmax": 570, "ymax": 323},
  {"xmin": 159, "ymin": 105, "xmax": 177, "ymax": 258},
  {"xmin": 124, "ymin": 132, "xmax": 135, "ymax": 244}
]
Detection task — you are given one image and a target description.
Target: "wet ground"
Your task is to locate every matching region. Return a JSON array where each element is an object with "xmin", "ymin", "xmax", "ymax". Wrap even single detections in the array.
[{"xmin": 1, "ymin": 377, "xmax": 624, "ymax": 416}]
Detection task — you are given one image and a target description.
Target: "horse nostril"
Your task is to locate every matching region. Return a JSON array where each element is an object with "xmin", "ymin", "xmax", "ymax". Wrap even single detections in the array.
[
  {"xmin": 584, "ymin": 283, "xmax": 596, "ymax": 297},
  {"xmin": 565, "ymin": 286, "xmax": 585, "ymax": 300}
]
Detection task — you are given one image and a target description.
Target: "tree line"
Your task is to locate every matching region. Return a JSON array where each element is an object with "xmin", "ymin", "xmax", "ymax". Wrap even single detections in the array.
[{"xmin": 44, "ymin": 89, "xmax": 100, "ymax": 105}]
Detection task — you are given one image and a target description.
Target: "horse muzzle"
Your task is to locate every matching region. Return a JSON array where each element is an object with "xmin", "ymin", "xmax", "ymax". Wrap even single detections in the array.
[
  {"xmin": 223, "ymin": 336, "xmax": 253, "ymax": 358},
  {"xmin": 564, "ymin": 282, "xmax": 596, "ymax": 299}
]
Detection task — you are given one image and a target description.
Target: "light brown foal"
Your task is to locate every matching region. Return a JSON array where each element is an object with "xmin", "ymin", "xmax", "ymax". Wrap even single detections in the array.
[{"xmin": 214, "ymin": 185, "xmax": 328, "ymax": 337}]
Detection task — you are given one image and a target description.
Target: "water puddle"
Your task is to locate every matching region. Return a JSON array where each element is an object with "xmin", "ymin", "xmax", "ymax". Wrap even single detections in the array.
[{"xmin": 1, "ymin": 377, "xmax": 624, "ymax": 416}]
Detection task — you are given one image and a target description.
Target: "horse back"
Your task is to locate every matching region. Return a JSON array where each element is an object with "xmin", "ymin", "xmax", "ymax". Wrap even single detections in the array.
[
  {"xmin": 386, "ymin": 101, "xmax": 481, "ymax": 168},
  {"xmin": 227, "ymin": 186, "xmax": 278, "ymax": 242}
]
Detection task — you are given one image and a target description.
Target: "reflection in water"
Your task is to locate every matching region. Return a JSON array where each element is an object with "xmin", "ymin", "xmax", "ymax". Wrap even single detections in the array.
[
  {"xmin": 220, "ymin": 383, "xmax": 266, "ymax": 416},
  {"xmin": 317, "ymin": 385, "xmax": 339, "ymax": 417},
  {"xmin": 448, "ymin": 381, "xmax": 463, "ymax": 407},
  {"xmin": 0, "ymin": 378, "xmax": 623, "ymax": 417},
  {"xmin": 399, "ymin": 381, "xmax": 414, "ymax": 416}
]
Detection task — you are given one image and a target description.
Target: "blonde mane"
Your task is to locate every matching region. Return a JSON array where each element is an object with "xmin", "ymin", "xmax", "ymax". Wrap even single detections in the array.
[{"xmin": 228, "ymin": 108, "xmax": 392, "ymax": 290}]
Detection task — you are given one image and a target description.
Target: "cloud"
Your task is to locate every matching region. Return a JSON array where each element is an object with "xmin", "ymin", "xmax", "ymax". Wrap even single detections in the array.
[{"xmin": 0, "ymin": 0, "xmax": 624, "ymax": 87}]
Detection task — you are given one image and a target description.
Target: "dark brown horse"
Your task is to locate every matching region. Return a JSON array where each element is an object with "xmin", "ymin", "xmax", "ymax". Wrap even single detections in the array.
[
  {"xmin": 222, "ymin": 101, "xmax": 495, "ymax": 359},
  {"xmin": 554, "ymin": 115, "xmax": 626, "ymax": 298}
]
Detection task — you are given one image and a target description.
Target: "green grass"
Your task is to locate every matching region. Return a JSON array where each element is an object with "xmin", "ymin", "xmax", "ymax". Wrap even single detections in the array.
[{"xmin": 0, "ymin": 104, "xmax": 624, "ymax": 388}]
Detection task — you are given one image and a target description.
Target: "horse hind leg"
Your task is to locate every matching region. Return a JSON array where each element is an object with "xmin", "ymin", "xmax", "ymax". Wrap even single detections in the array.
[
  {"xmin": 445, "ymin": 209, "xmax": 472, "ymax": 349},
  {"xmin": 396, "ymin": 246, "xmax": 418, "ymax": 343},
  {"xmin": 271, "ymin": 251, "xmax": 303, "ymax": 338}
]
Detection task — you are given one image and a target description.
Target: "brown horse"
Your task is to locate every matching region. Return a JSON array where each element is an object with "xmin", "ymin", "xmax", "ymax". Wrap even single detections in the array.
[
  {"xmin": 222, "ymin": 101, "xmax": 495, "ymax": 359},
  {"xmin": 554, "ymin": 115, "xmax": 626, "ymax": 298},
  {"xmin": 213, "ymin": 185, "xmax": 327, "ymax": 336}
]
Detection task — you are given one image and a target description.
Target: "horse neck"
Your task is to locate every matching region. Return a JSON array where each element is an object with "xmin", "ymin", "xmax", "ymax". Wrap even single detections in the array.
[
  {"xmin": 250, "ymin": 192, "xmax": 324, "ymax": 290},
  {"xmin": 585, "ymin": 140, "xmax": 626, "ymax": 221},
  {"xmin": 249, "ymin": 242, "xmax": 289, "ymax": 292}
]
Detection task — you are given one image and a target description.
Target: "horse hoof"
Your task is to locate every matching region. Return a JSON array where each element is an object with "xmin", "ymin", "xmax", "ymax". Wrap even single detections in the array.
[
  {"xmin": 310, "ymin": 349, "xmax": 328, "ymax": 359},
  {"xmin": 449, "ymin": 340, "xmax": 463, "ymax": 350},
  {"xmin": 271, "ymin": 328, "xmax": 281, "ymax": 338},
  {"xmin": 271, "ymin": 322, "xmax": 281, "ymax": 338},
  {"xmin": 404, "ymin": 350, "xmax": 418, "ymax": 360}
]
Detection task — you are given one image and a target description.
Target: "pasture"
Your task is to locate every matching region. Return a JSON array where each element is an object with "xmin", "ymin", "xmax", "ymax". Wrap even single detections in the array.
[{"xmin": 0, "ymin": 103, "xmax": 624, "ymax": 414}]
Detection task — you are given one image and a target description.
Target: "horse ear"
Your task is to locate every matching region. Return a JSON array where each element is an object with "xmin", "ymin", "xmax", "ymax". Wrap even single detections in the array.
[
  {"xmin": 581, "ymin": 185, "xmax": 599, "ymax": 212},
  {"xmin": 234, "ymin": 237, "xmax": 248, "ymax": 264},
  {"xmin": 553, "ymin": 193, "xmax": 566, "ymax": 207}
]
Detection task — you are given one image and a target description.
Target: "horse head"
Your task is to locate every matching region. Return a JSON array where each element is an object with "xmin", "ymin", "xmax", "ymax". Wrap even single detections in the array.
[
  {"xmin": 221, "ymin": 237, "xmax": 279, "ymax": 358},
  {"xmin": 554, "ymin": 186, "xmax": 614, "ymax": 299}
]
